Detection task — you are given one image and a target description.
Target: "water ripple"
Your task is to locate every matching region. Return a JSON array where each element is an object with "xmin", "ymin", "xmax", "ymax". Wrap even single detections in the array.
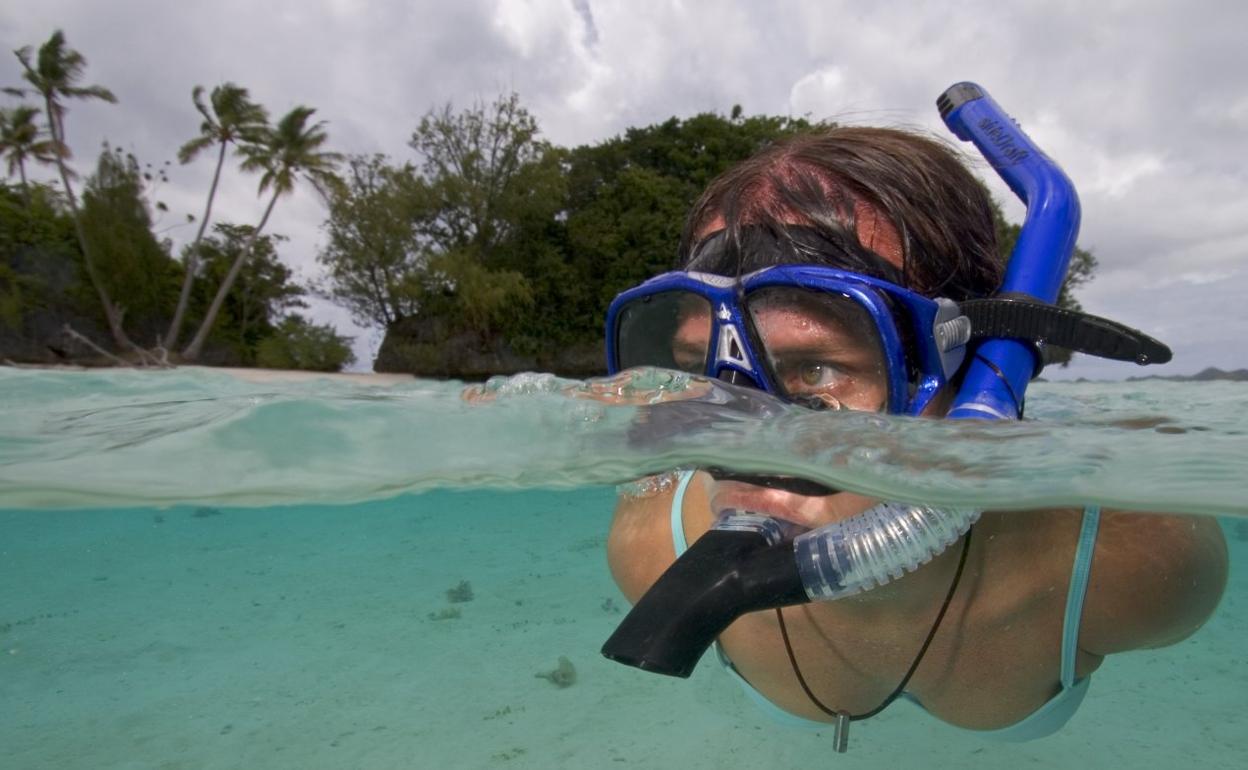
[{"xmin": 1, "ymin": 366, "xmax": 1245, "ymax": 515}]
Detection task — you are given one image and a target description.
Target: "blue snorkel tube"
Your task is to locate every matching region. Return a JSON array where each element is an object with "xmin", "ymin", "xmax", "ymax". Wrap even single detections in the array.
[
  {"xmin": 790, "ymin": 86, "xmax": 1088, "ymax": 604},
  {"xmin": 787, "ymin": 85, "xmax": 1083, "ymax": 607},
  {"xmin": 940, "ymin": 82, "xmax": 1080, "ymax": 420}
]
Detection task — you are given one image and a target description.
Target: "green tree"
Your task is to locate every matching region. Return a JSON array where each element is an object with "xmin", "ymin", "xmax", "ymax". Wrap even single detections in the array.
[
  {"xmin": 366, "ymin": 104, "xmax": 821, "ymax": 375},
  {"xmin": 0, "ymin": 261, "xmax": 21, "ymax": 329},
  {"xmin": 79, "ymin": 144, "xmax": 179, "ymax": 340},
  {"xmin": 395, "ymin": 93, "xmax": 551, "ymax": 334},
  {"xmin": 414, "ymin": 248, "xmax": 532, "ymax": 332},
  {"xmin": 255, "ymin": 314, "xmax": 354, "ymax": 372},
  {"xmin": 0, "ymin": 182, "xmax": 88, "ymax": 357},
  {"xmin": 192, "ymin": 223, "xmax": 305, "ymax": 362},
  {"xmin": 166, "ymin": 83, "xmax": 269, "ymax": 349},
  {"xmin": 182, "ymin": 105, "xmax": 342, "ymax": 360},
  {"xmin": 517, "ymin": 110, "xmax": 817, "ymax": 348},
  {"xmin": 409, "ymin": 92, "xmax": 547, "ymax": 256},
  {"xmin": 0, "ymin": 105, "xmax": 59, "ymax": 191},
  {"xmin": 6, "ymin": 30, "xmax": 137, "ymax": 350},
  {"xmin": 318, "ymin": 154, "xmax": 428, "ymax": 328}
]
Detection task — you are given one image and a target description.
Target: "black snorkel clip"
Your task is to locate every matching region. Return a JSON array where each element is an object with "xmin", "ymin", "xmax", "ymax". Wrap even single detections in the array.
[{"xmin": 601, "ymin": 515, "xmax": 809, "ymax": 678}]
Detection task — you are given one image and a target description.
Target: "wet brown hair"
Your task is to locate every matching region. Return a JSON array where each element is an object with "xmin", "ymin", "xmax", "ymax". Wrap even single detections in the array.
[{"xmin": 677, "ymin": 126, "xmax": 1004, "ymax": 301}]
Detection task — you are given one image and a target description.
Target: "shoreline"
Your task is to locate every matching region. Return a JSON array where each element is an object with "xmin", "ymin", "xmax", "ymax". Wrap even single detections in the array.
[{"xmin": 1, "ymin": 361, "xmax": 418, "ymax": 385}]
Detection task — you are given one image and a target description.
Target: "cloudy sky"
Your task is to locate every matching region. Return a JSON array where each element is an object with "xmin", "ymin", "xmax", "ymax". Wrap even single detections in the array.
[{"xmin": 2, "ymin": 0, "xmax": 1245, "ymax": 379}]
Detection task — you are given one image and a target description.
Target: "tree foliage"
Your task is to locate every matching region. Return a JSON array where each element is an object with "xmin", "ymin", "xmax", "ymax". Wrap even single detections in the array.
[
  {"xmin": 191, "ymin": 223, "xmax": 305, "ymax": 362},
  {"xmin": 0, "ymin": 176, "xmax": 315, "ymax": 367},
  {"xmin": 322, "ymin": 96, "xmax": 546, "ymax": 346},
  {"xmin": 79, "ymin": 144, "xmax": 179, "ymax": 339},
  {"xmin": 255, "ymin": 314, "xmax": 354, "ymax": 372},
  {"xmin": 319, "ymin": 154, "xmax": 427, "ymax": 328},
  {"xmin": 409, "ymin": 92, "xmax": 548, "ymax": 255},
  {"xmin": 0, "ymin": 182, "xmax": 80, "ymax": 338},
  {"xmin": 407, "ymin": 94, "xmax": 550, "ymax": 329},
  {"xmin": 0, "ymin": 104, "xmax": 59, "ymax": 188},
  {"xmin": 534, "ymin": 110, "xmax": 819, "ymax": 345}
]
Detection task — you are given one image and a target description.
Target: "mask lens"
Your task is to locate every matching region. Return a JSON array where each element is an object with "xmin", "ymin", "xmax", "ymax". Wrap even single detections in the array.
[
  {"xmin": 747, "ymin": 287, "xmax": 891, "ymax": 411},
  {"xmin": 616, "ymin": 291, "xmax": 713, "ymax": 374}
]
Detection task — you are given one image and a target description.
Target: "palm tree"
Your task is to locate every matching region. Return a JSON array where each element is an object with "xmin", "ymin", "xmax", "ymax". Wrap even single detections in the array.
[
  {"xmin": 8, "ymin": 30, "xmax": 134, "ymax": 349},
  {"xmin": 182, "ymin": 106, "xmax": 342, "ymax": 360},
  {"xmin": 0, "ymin": 104, "xmax": 59, "ymax": 190},
  {"xmin": 164, "ymin": 83, "xmax": 269, "ymax": 350}
]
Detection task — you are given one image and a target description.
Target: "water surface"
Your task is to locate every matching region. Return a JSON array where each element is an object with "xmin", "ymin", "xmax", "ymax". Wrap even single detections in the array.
[{"xmin": 1, "ymin": 367, "xmax": 1245, "ymax": 769}]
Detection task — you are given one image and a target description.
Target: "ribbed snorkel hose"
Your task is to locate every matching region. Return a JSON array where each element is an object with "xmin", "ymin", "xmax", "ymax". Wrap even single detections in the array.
[{"xmin": 787, "ymin": 502, "xmax": 980, "ymax": 600}]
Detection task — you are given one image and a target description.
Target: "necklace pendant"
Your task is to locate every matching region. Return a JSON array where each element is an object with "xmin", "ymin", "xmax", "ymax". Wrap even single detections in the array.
[{"xmin": 833, "ymin": 711, "xmax": 851, "ymax": 753}]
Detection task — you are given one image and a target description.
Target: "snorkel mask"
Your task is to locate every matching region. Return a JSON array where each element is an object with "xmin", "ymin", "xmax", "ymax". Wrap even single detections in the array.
[
  {"xmin": 600, "ymin": 83, "xmax": 1172, "ymax": 710},
  {"xmin": 606, "ymin": 226, "xmax": 971, "ymax": 416},
  {"xmin": 606, "ymin": 226, "xmax": 1168, "ymax": 418}
]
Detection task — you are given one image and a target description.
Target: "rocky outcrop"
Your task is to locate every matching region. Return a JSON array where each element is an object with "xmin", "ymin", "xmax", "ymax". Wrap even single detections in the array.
[{"xmin": 373, "ymin": 315, "xmax": 605, "ymax": 380}]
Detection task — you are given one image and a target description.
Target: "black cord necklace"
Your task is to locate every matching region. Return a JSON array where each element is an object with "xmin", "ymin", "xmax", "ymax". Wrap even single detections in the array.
[{"xmin": 776, "ymin": 527, "xmax": 974, "ymax": 752}]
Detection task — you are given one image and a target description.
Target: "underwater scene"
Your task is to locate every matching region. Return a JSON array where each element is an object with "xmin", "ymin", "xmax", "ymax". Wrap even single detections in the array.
[{"xmin": 2, "ymin": 366, "xmax": 1246, "ymax": 769}]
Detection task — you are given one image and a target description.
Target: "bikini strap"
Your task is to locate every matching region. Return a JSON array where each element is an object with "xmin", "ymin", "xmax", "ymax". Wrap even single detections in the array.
[
  {"xmin": 670, "ymin": 471, "xmax": 695, "ymax": 555},
  {"xmin": 1060, "ymin": 506, "xmax": 1101, "ymax": 688}
]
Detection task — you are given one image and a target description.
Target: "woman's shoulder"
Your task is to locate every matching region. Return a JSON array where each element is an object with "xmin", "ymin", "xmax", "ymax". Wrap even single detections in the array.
[
  {"xmin": 606, "ymin": 473, "xmax": 702, "ymax": 604},
  {"xmin": 1078, "ymin": 509, "xmax": 1228, "ymax": 654},
  {"xmin": 977, "ymin": 506, "xmax": 1228, "ymax": 654}
]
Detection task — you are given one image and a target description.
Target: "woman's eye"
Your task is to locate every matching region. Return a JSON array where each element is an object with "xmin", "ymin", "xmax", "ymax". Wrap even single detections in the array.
[{"xmin": 796, "ymin": 362, "xmax": 842, "ymax": 389}]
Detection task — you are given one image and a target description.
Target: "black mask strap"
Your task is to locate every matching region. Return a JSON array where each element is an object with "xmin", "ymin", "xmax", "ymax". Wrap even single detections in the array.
[{"xmin": 686, "ymin": 226, "xmax": 906, "ymax": 286}]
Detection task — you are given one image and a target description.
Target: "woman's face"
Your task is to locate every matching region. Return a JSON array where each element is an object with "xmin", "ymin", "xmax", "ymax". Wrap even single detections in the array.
[
  {"xmin": 672, "ymin": 294, "xmax": 898, "ymax": 530},
  {"xmin": 686, "ymin": 212, "xmax": 924, "ymax": 530}
]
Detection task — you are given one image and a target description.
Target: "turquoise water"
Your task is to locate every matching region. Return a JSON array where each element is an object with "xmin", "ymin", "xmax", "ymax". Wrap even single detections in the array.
[{"xmin": 2, "ymin": 367, "xmax": 1246, "ymax": 768}]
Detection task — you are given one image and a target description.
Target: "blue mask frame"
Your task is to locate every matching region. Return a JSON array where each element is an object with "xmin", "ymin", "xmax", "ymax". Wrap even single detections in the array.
[{"xmin": 605, "ymin": 265, "xmax": 970, "ymax": 416}]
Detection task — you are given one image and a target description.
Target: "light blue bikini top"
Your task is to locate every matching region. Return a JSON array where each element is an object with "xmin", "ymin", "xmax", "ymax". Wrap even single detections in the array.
[{"xmin": 668, "ymin": 470, "xmax": 1101, "ymax": 741}]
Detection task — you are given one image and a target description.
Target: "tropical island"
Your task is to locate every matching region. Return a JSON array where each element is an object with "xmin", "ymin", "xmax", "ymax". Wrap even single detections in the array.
[
  {"xmin": 1126, "ymin": 367, "xmax": 1248, "ymax": 383},
  {"xmin": 2, "ymin": 30, "xmax": 1097, "ymax": 378}
]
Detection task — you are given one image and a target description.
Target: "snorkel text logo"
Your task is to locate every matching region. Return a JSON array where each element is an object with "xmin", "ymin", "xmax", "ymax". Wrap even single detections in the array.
[{"xmin": 978, "ymin": 117, "xmax": 1030, "ymax": 164}]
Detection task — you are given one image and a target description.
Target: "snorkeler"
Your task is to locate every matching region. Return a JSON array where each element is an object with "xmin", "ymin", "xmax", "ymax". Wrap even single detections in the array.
[{"xmin": 600, "ymin": 85, "xmax": 1228, "ymax": 746}]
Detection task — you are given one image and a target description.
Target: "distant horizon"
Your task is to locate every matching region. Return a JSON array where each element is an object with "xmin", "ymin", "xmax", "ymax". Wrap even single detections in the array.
[{"xmin": 1041, "ymin": 362, "xmax": 1246, "ymax": 383}]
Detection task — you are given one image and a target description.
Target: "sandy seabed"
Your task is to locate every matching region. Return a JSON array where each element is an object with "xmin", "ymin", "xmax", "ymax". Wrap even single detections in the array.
[{"xmin": 2, "ymin": 486, "xmax": 1245, "ymax": 770}]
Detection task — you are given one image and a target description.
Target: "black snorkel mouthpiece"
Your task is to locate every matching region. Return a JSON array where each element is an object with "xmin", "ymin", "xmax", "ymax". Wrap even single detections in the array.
[{"xmin": 601, "ymin": 515, "xmax": 809, "ymax": 677}]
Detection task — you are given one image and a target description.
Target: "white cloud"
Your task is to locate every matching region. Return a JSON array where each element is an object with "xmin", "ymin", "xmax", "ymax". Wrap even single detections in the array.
[
  {"xmin": 492, "ymin": 0, "xmax": 577, "ymax": 60},
  {"xmin": 788, "ymin": 65, "xmax": 848, "ymax": 118},
  {"xmin": 1177, "ymin": 269, "xmax": 1237, "ymax": 287}
]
